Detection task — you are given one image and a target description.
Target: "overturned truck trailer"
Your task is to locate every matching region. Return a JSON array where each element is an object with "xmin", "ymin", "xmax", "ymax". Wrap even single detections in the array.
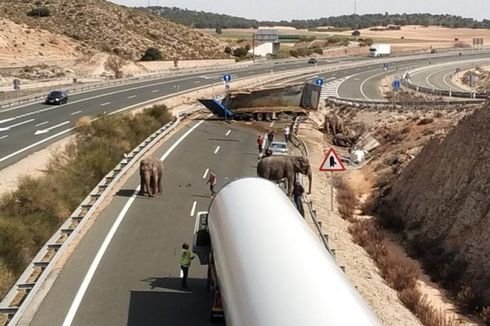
[{"xmin": 198, "ymin": 83, "xmax": 322, "ymax": 121}]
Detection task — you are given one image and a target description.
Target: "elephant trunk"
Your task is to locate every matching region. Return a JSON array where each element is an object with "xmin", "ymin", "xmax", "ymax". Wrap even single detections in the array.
[{"xmin": 307, "ymin": 166, "xmax": 312, "ymax": 194}]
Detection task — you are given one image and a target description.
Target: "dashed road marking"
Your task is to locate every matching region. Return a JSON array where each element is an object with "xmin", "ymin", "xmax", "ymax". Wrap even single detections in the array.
[
  {"xmin": 190, "ymin": 201, "xmax": 197, "ymax": 216},
  {"xmin": 151, "ymin": 89, "xmax": 160, "ymax": 93},
  {"xmin": 0, "ymin": 135, "xmax": 8, "ymax": 140},
  {"xmin": 225, "ymin": 130, "xmax": 231, "ymax": 136},
  {"xmin": 202, "ymin": 168, "xmax": 209, "ymax": 179},
  {"xmin": 0, "ymin": 118, "xmax": 36, "ymax": 131},
  {"xmin": 269, "ymin": 122, "xmax": 275, "ymax": 127},
  {"xmin": 128, "ymin": 95, "xmax": 137, "ymax": 99},
  {"xmin": 35, "ymin": 121, "xmax": 49, "ymax": 127},
  {"xmin": 70, "ymin": 110, "xmax": 82, "ymax": 116},
  {"xmin": 100, "ymin": 102, "xmax": 111, "ymax": 106},
  {"xmin": 214, "ymin": 146, "xmax": 220, "ymax": 154}
]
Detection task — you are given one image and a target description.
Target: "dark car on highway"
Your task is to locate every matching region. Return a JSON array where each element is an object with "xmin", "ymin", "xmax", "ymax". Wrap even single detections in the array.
[
  {"xmin": 45, "ymin": 90, "xmax": 68, "ymax": 105},
  {"xmin": 308, "ymin": 58, "xmax": 318, "ymax": 64}
]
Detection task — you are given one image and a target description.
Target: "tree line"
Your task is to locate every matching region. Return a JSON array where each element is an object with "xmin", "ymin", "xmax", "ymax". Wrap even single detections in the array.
[{"xmin": 140, "ymin": 7, "xmax": 490, "ymax": 30}]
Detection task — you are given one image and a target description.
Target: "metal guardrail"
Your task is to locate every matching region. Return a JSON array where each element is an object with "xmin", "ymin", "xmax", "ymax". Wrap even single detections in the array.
[
  {"xmin": 401, "ymin": 74, "xmax": 489, "ymax": 99},
  {"xmin": 289, "ymin": 118, "xmax": 333, "ymax": 256},
  {"xmin": 325, "ymin": 96, "xmax": 486, "ymax": 107}
]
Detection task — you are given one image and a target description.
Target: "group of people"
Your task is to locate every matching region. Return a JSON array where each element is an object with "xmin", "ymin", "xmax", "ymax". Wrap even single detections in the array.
[{"xmin": 257, "ymin": 125, "xmax": 292, "ymax": 157}]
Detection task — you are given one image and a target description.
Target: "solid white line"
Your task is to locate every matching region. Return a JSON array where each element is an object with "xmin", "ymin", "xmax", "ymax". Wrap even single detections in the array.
[
  {"xmin": 70, "ymin": 110, "xmax": 82, "ymax": 116},
  {"xmin": 62, "ymin": 118, "xmax": 208, "ymax": 326},
  {"xmin": 35, "ymin": 121, "xmax": 49, "ymax": 127},
  {"xmin": 127, "ymin": 95, "xmax": 137, "ymax": 99},
  {"xmin": 100, "ymin": 102, "xmax": 111, "ymax": 106},
  {"xmin": 0, "ymin": 135, "xmax": 8, "ymax": 140},
  {"xmin": 214, "ymin": 146, "xmax": 220, "ymax": 154},
  {"xmin": 151, "ymin": 89, "xmax": 160, "ymax": 93},
  {"xmin": 190, "ymin": 201, "xmax": 197, "ymax": 216},
  {"xmin": 202, "ymin": 168, "xmax": 209, "ymax": 179},
  {"xmin": 225, "ymin": 130, "xmax": 231, "ymax": 136},
  {"xmin": 360, "ymin": 71, "xmax": 385, "ymax": 101},
  {"xmin": 3, "ymin": 118, "xmax": 36, "ymax": 129}
]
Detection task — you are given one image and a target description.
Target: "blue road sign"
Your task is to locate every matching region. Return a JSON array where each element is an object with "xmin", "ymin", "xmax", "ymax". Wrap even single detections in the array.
[
  {"xmin": 392, "ymin": 79, "xmax": 401, "ymax": 90},
  {"xmin": 223, "ymin": 74, "xmax": 232, "ymax": 82},
  {"xmin": 315, "ymin": 78, "xmax": 324, "ymax": 86}
]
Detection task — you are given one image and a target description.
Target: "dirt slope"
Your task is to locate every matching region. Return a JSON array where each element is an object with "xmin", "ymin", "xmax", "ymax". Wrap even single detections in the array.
[
  {"xmin": 379, "ymin": 102, "xmax": 490, "ymax": 303},
  {"xmin": 0, "ymin": 0, "xmax": 225, "ymax": 61}
]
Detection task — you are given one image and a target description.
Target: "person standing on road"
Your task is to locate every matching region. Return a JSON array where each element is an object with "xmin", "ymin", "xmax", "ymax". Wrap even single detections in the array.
[
  {"xmin": 293, "ymin": 181, "xmax": 305, "ymax": 217},
  {"xmin": 207, "ymin": 169, "xmax": 217, "ymax": 197},
  {"xmin": 180, "ymin": 242, "xmax": 195, "ymax": 289},
  {"xmin": 267, "ymin": 130, "xmax": 274, "ymax": 144},
  {"xmin": 284, "ymin": 125, "xmax": 290, "ymax": 142},
  {"xmin": 257, "ymin": 134, "xmax": 264, "ymax": 154}
]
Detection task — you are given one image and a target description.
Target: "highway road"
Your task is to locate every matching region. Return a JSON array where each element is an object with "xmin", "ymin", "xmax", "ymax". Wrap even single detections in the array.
[
  {"xmin": 299, "ymin": 53, "xmax": 490, "ymax": 101},
  {"xmin": 27, "ymin": 118, "xmax": 259, "ymax": 325},
  {"xmin": 0, "ymin": 60, "xmax": 320, "ymax": 170}
]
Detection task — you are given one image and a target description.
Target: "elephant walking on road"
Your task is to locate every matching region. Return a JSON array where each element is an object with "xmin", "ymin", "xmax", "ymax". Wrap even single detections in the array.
[
  {"xmin": 139, "ymin": 156, "xmax": 163, "ymax": 197},
  {"xmin": 257, "ymin": 155, "xmax": 312, "ymax": 196}
]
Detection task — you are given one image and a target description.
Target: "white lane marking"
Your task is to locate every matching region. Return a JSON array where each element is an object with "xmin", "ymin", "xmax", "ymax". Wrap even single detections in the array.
[
  {"xmin": 0, "ymin": 118, "xmax": 15, "ymax": 124},
  {"xmin": 128, "ymin": 95, "xmax": 137, "ymax": 99},
  {"xmin": 151, "ymin": 89, "xmax": 160, "ymax": 93},
  {"xmin": 202, "ymin": 168, "xmax": 209, "ymax": 179},
  {"xmin": 190, "ymin": 201, "xmax": 197, "ymax": 216},
  {"xmin": 269, "ymin": 122, "xmax": 275, "ymax": 127},
  {"xmin": 193, "ymin": 81, "xmax": 201, "ymax": 83},
  {"xmin": 0, "ymin": 135, "xmax": 8, "ymax": 140},
  {"xmin": 0, "ymin": 118, "xmax": 36, "ymax": 131},
  {"xmin": 214, "ymin": 146, "xmax": 220, "ymax": 154},
  {"xmin": 100, "ymin": 102, "xmax": 111, "ymax": 106},
  {"xmin": 70, "ymin": 110, "xmax": 83, "ymax": 116},
  {"xmin": 62, "ymin": 117, "xmax": 209, "ymax": 326},
  {"xmin": 0, "ymin": 106, "xmax": 60, "ymax": 124},
  {"xmin": 34, "ymin": 121, "xmax": 70, "ymax": 135},
  {"xmin": 35, "ymin": 121, "xmax": 49, "ymax": 127},
  {"xmin": 225, "ymin": 129, "xmax": 231, "ymax": 136},
  {"xmin": 360, "ymin": 71, "xmax": 386, "ymax": 101},
  {"xmin": 0, "ymin": 88, "xmax": 210, "ymax": 163}
]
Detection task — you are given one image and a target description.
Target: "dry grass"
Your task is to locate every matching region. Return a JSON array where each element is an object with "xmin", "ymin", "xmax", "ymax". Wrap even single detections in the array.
[
  {"xmin": 338, "ymin": 179, "xmax": 465, "ymax": 326},
  {"xmin": 334, "ymin": 177, "xmax": 359, "ymax": 222}
]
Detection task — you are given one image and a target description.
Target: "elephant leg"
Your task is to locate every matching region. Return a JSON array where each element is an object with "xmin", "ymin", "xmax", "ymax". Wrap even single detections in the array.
[
  {"xmin": 153, "ymin": 174, "xmax": 160, "ymax": 196},
  {"xmin": 287, "ymin": 175, "xmax": 294, "ymax": 196},
  {"xmin": 139, "ymin": 173, "xmax": 145, "ymax": 195}
]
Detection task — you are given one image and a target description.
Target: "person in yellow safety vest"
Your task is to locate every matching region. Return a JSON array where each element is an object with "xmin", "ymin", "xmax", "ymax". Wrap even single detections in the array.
[{"xmin": 180, "ymin": 243, "xmax": 195, "ymax": 289}]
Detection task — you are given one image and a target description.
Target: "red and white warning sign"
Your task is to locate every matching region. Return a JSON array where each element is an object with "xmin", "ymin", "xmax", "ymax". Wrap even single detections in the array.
[{"xmin": 319, "ymin": 148, "xmax": 346, "ymax": 172}]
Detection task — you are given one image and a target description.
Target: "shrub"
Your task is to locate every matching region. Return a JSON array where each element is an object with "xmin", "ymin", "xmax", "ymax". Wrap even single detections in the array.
[
  {"xmin": 232, "ymin": 47, "xmax": 248, "ymax": 58},
  {"xmin": 352, "ymin": 30, "xmax": 361, "ymax": 36},
  {"xmin": 26, "ymin": 7, "xmax": 50, "ymax": 17},
  {"xmin": 141, "ymin": 47, "xmax": 163, "ymax": 61},
  {"xmin": 224, "ymin": 46, "xmax": 232, "ymax": 54},
  {"xmin": 398, "ymin": 287, "xmax": 421, "ymax": 312},
  {"xmin": 334, "ymin": 177, "xmax": 358, "ymax": 221},
  {"xmin": 418, "ymin": 117, "xmax": 434, "ymax": 125}
]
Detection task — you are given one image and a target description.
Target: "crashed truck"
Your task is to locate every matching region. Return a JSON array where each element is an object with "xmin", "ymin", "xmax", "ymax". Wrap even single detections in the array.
[{"xmin": 198, "ymin": 83, "xmax": 322, "ymax": 121}]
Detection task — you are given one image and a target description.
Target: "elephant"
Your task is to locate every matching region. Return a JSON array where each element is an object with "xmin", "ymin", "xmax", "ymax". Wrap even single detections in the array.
[
  {"xmin": 332, "ymin": 134, "xmax": 356, "ymax": 147},
  {"xmin": 324, "ymin": 113, "xmax": 346, "ymax": 136},
  {"xmin": 139, "ymin": 156, "xmax": 163, "ymax": 197},
  {"xmin": 257, "ymin": 155, "xmax": 312, "ymax": 196}
]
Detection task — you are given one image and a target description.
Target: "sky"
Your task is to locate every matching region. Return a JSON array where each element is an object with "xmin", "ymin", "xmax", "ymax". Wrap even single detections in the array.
[{"xmin": 108, "ymin": 0, "xmax": 489, "ymax": 21}]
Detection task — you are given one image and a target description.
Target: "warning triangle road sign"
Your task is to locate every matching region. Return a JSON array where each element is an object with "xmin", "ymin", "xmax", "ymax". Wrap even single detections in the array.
[{"xmin": 319, "ymin": 148, "xmax": 346, "ymax": 172}]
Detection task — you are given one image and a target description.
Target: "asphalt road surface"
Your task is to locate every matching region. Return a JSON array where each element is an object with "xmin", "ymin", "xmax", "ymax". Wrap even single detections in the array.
[{"xmin": 28, "ymin": 118, "xmax": 261, "ymax": 325}]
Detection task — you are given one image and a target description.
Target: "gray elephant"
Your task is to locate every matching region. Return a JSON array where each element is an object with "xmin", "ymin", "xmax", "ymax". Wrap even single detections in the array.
[
  {"xmin": 257, "ymin": 155, "xmax": 312, "ymax": 196},
  {"xmin": 324, "ymin": 113, "xmax": 346, "ymax": 136},
  {"xmin": 139, "ymin": 156, "xmax": 163, "ymax": 197}
]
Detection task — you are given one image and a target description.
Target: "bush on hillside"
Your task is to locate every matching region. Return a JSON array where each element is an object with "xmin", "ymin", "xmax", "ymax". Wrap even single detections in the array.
[
  {"xmin": 232, "ymin": 47, "xmax": 248, "ymax": 58},
  {"xmin": 26, "ymin": 7, "xmax": 50, "ymax": 17},
  {"xmin": 141, "ymin": 47, "xmax": 163, "ymax": 61}
]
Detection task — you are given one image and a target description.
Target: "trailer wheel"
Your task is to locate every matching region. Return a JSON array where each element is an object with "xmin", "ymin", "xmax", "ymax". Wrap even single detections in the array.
[
  {"xmin": 256, "ymin": 113, "xmax": 264, "ymax": 121},
  {"xmin": 265, "ymin": 113, "xmax": 272, "ymax": 121}
]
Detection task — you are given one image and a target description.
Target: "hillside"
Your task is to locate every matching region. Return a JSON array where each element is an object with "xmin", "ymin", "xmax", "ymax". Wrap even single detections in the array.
[
  {"xmin": 143, "ymin": 7, "xmax": 490, "ymax": 30},
  {"xmin": 377, "ymin": 103, "xmax": 490, "ymax": 312},
  {"xmin": 0, "ymin": 0, "xmax": 226, "ymax": 61}
]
